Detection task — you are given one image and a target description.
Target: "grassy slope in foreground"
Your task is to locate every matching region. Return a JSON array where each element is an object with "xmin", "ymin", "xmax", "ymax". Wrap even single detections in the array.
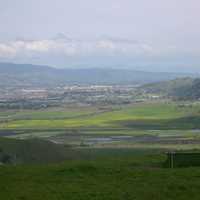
[
  {"xmin": 1, "ymin": 102, "xmax": 200, "ymax": 129},
  {"xmin": 1, "ymin": 149, "xmax": 200, "ymax": 200},
  {"xmin": 0, "ymin": 137, "xmax": 75, "ymax": 164}
]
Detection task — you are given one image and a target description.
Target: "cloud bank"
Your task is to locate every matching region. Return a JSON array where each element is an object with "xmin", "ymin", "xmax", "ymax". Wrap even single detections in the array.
[
  {"xmin": 0, "ymin": 35, "xmax": 199, "ymax": 72},
  {"xmin": 0, "ymin": 36, "xmax": 155, "ymax": 59}
]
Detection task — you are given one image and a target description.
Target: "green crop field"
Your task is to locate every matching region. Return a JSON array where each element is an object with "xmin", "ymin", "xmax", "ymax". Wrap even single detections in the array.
[
  {"xmin": 0, "ymin": 106, "xmax": 99, "ymax": 121},
  {"xmin": 1, "ymin": 101, "xmax": 200, "ymax": 150},
  {"xmin": 1, "ymin": 102, "xmax": 200, "ymax": 130}
]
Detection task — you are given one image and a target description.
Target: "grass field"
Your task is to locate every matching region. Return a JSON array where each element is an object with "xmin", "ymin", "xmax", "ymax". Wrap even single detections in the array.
[{"xmin": 1, "ymin": 148, "xmax": 200, "ymax": 200}]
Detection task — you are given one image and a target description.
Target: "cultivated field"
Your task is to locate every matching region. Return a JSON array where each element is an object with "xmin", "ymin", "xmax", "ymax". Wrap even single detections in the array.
[
  {"xmin": 0, "ymin": 101, "xmax": 200, "ymax": 129},
  {"xmin": 0, "ymin": 101, "xmax": 200, "ymax": 149}
]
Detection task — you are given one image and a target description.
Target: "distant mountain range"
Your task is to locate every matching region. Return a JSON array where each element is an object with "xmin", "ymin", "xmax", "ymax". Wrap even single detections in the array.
[{"xmin": 0, "ymin": 62, "xmax": 198, "ymax": 87}]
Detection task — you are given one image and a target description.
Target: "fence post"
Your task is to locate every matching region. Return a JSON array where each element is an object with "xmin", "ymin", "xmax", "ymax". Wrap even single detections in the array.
[{"xmin": 170, "ymin": 152, "xmax": 175, "ymax": 169}]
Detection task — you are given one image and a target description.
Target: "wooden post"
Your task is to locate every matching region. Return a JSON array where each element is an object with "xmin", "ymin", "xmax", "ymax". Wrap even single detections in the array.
[
  {"xmin": 171, "ymin": 152, "xmax": 173, "ymax": 168},
  {"xmin": 170, "ymin": 152, "xmax": 175, "ymax": 168}
]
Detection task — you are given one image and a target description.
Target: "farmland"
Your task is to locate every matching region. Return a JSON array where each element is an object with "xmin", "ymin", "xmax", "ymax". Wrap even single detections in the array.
[
  {"xmin": 0, "ymin": 101, "xmax": 200, "ymax": 149},
  {"xmin": 0, "ymin": 101, "xmax": 200, "ymax": 129}
]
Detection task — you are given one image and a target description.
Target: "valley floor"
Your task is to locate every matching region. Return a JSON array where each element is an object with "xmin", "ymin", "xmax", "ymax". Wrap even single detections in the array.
[{"xmin": 1, "ymin": 101, "xmax": 200, "ymax": 149}]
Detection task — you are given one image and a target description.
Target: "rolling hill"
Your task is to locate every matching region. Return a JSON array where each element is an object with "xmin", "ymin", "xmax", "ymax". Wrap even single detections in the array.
[{"xmin": 142, "ymin": 77, "xmax": 200, "ymax": 100}]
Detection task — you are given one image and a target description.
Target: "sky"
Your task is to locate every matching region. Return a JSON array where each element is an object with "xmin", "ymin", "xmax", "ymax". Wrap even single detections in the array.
[{"xmin": 0, "ymin": 0, "xmax": 200, "ymax": 72}]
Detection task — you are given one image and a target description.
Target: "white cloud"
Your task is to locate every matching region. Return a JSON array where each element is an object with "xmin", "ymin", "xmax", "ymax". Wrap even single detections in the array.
[
  {"xmin": 0, "ymin": 36, "xmax": 197, "ymax": 63},
  {"xmin": 25, "ymin": 40, "xmax": 51, "ymax": 52},
  {"xmin": 0, "ymin": 43, "xmax": 17, "ymax": 58},
  {"xmin": 96, "ymin": 40, "xmax": 116, "ymax": 51},
  {"xmin": 0, "ymin": 37, "xmax": 156, "ymax": 59}
]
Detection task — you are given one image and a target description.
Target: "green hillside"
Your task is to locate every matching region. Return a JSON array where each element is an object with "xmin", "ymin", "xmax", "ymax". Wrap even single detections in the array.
[
  {"xmin": 1, "ymin": 149, "xmax": 200, "ymax": 200},
  {"xmin": 0, "ymin": 137, "xmax": 73, "ymax": 164},
  {"xmin": 142, "ymin": 77, "xmax": 200, "ymax": 100}
]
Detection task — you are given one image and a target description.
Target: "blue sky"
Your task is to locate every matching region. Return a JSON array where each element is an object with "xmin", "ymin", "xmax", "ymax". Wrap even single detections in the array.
[{"xmin": 0, "ymin": 0, "xmax": 200, "ymax": 72}]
